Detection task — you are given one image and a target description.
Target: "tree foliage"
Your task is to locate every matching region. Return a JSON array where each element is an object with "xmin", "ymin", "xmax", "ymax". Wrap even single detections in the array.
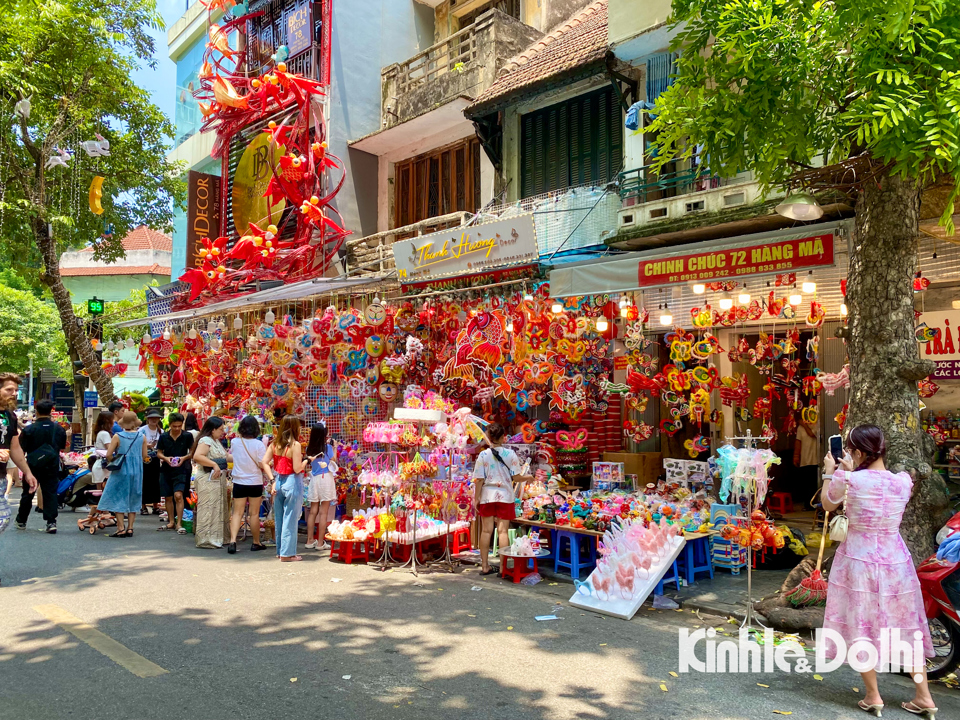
[
  {"xmin": 0, "ymin": 284, "xmax": 70, "ymax": 376},
  {"xmin": 0, "ymin": 0, "xmax": 186, "ymax": 403},
  {"xmin": 648, "ymin": 0, "xmax": 960, "ymax": 227}
]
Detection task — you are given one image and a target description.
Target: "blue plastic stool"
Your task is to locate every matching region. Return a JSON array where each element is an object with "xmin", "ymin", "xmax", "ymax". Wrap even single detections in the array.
[
  {"xmin": 554, "ymin": 530, "xmax": 596, "ymax": 579},
  {"xmin": 655, "ymin": 560, "xmax": 682, "ymax": 594},
  {"xmin": 677, "ymin": 536, "xmax": 714, "ymax": 584}
]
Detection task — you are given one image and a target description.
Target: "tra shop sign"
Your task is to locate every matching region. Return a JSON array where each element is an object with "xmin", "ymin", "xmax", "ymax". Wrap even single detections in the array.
[
  {"xmin": 637, "ymin": 233, "xmax": 835, "ymax": 287},
  {"xmin": 918, "ymin": 311, "xmax": 960, "ymax": 379},
  {"xmin": 186, "ymin": 171, "xmax": 221, "ymax": 271},
  {"xmin": 393, "ymin": 214, "xmax": 539, "ymax": 284}
]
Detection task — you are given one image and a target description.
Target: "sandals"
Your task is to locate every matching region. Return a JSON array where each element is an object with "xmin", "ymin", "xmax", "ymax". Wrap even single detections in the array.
[
  {"xmin": 279, "ymin": 555, "xmax": 303, "ymax": 562},
  {"xmin": 479, "ymin": 568, "xmax": 497, "ymax": 576},
  {"xmin": 157, "ymin": 524, "xmax": 175, "ymax": 531},
  {"xmin": 108, "ymin": 530, "xmax": 128, "ymax": 538},
  {"xmin": 858, "ymin": 700, "xmax": 883, "ymax": 717},
  {"xmin": 250, "ymin": 544, "xmax": 267, "ymax": 552},
  {"xmin": 176, "ymin": 526, "xmax": 187, "ymax": 535},
  {"xmin": 902, "ymin": 702, "xmax": 938, "ymax": 719}
]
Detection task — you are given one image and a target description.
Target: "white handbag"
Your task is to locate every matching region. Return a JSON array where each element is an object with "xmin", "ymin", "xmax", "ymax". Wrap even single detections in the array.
[{"xmin": 828, "ymin": 480, "xmax": 849, "ymax": 542}]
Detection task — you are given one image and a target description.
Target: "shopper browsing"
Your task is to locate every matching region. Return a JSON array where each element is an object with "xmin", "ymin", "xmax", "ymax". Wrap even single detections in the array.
[
  {"xmin": 99, "ymin": 411, "xmax": 150, "ymax": 537},
  {"xmin": 156, "ymin": 413, "xmax": 194, "ymax": 534},
  {"xmin": 227, "ymin": 416, "xmax": 269, "ymax": 554},
  {"xmin": 192, "ymin": 416, "xmax": 231, "ymax": 549},
  {"xmin": 473, "ymin": 422, "xmax": 532, "ymax": 576},
  {"xmin": 304, "ymin": 422, "xmax": 337, "ymax": 551},
  {"xmin": 0, "ymin": 374, "xmax": 37, "ymax": 500},
  {"xmin": 140, "ymin": 408, "xmax": 163, "ymax": 515},
  {"xmin": 264, "ymin": 415, "xmax": 305, "ymax": 562},
  {"xmin": 15, "ymin": 398, "xmax": 66, "ymax": 534}
]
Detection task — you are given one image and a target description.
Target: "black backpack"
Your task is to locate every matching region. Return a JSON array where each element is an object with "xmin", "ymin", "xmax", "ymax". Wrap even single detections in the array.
[{"xmin": 26, "ymin": 421, "xmax": 61, "ymax": 474}]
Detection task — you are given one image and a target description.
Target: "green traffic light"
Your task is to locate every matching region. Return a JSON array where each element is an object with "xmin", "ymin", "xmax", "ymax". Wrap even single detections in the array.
[{"xmin": 87, "ymin": 297, "xmax": 104, "ymax": 315}]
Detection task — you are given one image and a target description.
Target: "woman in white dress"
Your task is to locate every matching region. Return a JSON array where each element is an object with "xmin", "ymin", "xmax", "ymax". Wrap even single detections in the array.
[{"xmin": 79, "ymin": 411, "xmax": 115, "ymax": 534}]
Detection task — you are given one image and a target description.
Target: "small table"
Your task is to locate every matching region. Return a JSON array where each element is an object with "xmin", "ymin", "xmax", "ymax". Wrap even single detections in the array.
[{"xmin": 498, "ymin": 549, "xmax": 550, "ymax": 583}]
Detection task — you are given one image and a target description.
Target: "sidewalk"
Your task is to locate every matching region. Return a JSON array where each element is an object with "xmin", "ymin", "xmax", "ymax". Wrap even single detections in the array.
[{"xmin": 668, "ymin": 566, "xmax": 791, "ymax": 619}]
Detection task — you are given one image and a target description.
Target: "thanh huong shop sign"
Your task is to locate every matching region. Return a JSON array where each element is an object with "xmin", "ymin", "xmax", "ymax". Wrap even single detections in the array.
[{"xmin": 393, "ymin": 214, "xmax": 538, "ymax": 284}]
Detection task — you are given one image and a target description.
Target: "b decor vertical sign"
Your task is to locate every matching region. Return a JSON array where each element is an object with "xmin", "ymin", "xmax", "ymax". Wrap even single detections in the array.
[
  {"xmin": 186, "ymin": 171, "xmax": 221, "ymax": 271},
  {"xmin": 286, "ymin": 0, "xmax": 312, "ymax": 57}
]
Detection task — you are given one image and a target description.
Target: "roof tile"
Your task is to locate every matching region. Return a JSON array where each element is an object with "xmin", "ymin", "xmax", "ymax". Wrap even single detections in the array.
[
  {"xmin": 466, "ymin": 0, "xmax": 608, "ymax": 114},
  {"xmin": 61, "ymin": 264, "xmax": 170, "ymax": 277},
  {"xmin": 78, "ymin": 225, "xmax": 172, "ymax": 253}
]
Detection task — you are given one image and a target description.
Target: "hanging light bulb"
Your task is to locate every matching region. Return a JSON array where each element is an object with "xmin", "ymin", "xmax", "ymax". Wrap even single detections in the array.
[
  {"xmin": 206, "ymin": 319, "xmax": 215, "ymax": 334},
  {"xmin": 506, "ymin": 319, "xmax": 514, "ymax": 332},
  {"xmin": 620, "ymin": 304, "xmax": 629, "ymax": 318},
  {"xmin": 162, "ymin": 328, "xmax": 171, "ymax": 341},
  {"xmin": 659, "ymin": 305, "xmax": 673, "ymax": 326},
  {"xmin": 126, "ymin": 338, "xmax": 136, "ymax": 349},
  {"xmin": 840, "ymin": 303, "xmax": 848, "ymax": 316},
  {"xmin": 523, "ymin": 291, "xmax": 533, "ymax": 302},
  {"xmin": 789, "ymin": 293, "xmax": 803, "ymax": 306},
  {"xmin": 692, "ymin": 283, "xmax": 706, "ymax": 295},
  {"xmin": 619, "ymin": 296, "xmax": 628, "ymax": 309},
  {"xmin": 551, "ymin": 300, "xmax": 563, "ymax": 314},
  {"xmin": 106, "ymin": 339, "xmax": 115, "ymax": 351},
  {"xmin": 718, "ymin": 294, "xmax": 734, "ymax": 311},
  {"xmin": 738, "ymin": 287, "xmax": 751, "ymax": 304},
  {"xmin": 142, "ymin": 332, "xmax": 151, "ymax": 344},
  {"xmin": 234, "ymin": 315, "xmax": 243, "ymax": 330},
  {"xmin": 372, "ymin": 295, "xmax": 381, "ymax": 305},
  {"xmin": 264, "ymin": 308, "xmax": 275, "ymax": 324},
  {"xmin": 596, "ymin": 316, "xmax": 609, "ymax": 333},
  {"xmin": 188, "ymin": 327, "xmax": 197, "ymax": 340},
  {"xmin": 802, "ymin": 280, "xmax": 816, "ymax": 294}
]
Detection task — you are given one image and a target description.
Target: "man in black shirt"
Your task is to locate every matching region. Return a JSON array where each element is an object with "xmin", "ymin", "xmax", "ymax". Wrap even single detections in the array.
[
  {"xmin": 156, "ymin": 413, "xmax": 194, "ymax": 533},
  {"xmin": 16, "ymin": 398, "xmax": 67, "ymax": 533},
  {"xmin": 0, "ymin": 373, "xmax": 36, "ymax": 497}
]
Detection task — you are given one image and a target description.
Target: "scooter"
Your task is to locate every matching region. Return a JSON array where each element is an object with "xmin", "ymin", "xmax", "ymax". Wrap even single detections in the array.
[{"xmin": 917, "ymin": 510, "xmax": 960, "ymax": 678}]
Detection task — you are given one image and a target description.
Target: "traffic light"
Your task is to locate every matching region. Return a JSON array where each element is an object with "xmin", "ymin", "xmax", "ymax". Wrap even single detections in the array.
[{"xmin": 87, "ymin": 297, "xmax": 104, "ymax": 315}]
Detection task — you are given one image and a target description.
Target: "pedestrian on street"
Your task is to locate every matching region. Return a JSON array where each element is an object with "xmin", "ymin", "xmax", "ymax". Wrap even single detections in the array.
[
  {"xmin": 821, "ymin": 424, "xmax": 937, "ymax": 719},
  {"xmin": 184, "ymin": 412, "xmax": 200, "ymax": 441},
  {"xmin": 227, "ymin": 415, "xmax": 269, "ymax": 554},
  {"xmin": 108, "ymin": 401, "xmax": 125, "ymax": 434},
  {"xmin": 79, "ymin": 411, "xmax": 115, "ymax": 534},
  {"xmin": 140, "ymin": 408, "xmax": 163, "ymax": 514},
  {"xmin": 192, "ymin": 416, "xmax": 232, "ymax": 549},
  {"xmin": 304, "ymin": 422, "xmax": 337, "ymax": 551},
  {"xmin": 14, "ymin": 398, "xmax": 62, "ymax": 533},
  {"xmin": 264, "ymin": 415, "xmax": 305, "ymax": 562},
  {"xmin": 156, "ymin": 412, "xmax": 194, "ymax": 534},
  {"xmin": 99, "ymin": 411, "xmax": 149, "ymax": 537}
]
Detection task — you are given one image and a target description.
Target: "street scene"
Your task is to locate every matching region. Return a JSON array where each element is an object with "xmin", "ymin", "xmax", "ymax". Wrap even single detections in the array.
[{"xmin": 2, "ymin": 1, "xmax": 960, "ymax": 718}]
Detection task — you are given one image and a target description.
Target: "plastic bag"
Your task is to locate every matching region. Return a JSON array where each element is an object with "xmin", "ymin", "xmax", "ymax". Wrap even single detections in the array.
[
  {"xmin": 652, "ymin": 594, "xmax": 679, "ymax": 610},
  {"xmin": 520, "ymin": 573, "xmax": 542, "ymax": 586}
]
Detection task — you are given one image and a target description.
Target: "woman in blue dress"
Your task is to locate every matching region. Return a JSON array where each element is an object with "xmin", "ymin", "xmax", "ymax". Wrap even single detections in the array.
[{"xmin": 100, "ymin": 411, "xmax": 150, "ymax": 537}]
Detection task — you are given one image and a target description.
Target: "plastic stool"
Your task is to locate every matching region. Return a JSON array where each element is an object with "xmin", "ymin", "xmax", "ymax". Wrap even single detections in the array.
[
  {"xmin": 500, "ymin": 555, "xmax": 538, "ymax": 583},
  {"xmin": 330, "ymin": 539, "xmax": 371, "ymax": 564},
  {"xmin": 655, "ymin": 560, "xmax": 682, "ymax": 594},
  {"xmin": 452, "ymin": 527, "xmax": 472, "ymax": 554},
  {"xmin": 768, "ymin": 492, "xmax": 794, "ymax": 515},
  {"xmin": 554, "ymin": 531, "xmax": 596, "ymax": 579}
]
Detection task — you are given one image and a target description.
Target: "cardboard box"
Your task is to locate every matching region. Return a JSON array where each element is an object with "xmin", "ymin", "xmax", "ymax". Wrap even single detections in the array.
[{"xmin": 601, "ymin": 452, "xmax": 662, "ymax": 486}]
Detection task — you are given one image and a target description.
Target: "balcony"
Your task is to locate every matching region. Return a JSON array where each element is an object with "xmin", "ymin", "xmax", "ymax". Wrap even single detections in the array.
[{"xmin": 352, "ymin": 10, "xmax": 541, "ymax": 157}]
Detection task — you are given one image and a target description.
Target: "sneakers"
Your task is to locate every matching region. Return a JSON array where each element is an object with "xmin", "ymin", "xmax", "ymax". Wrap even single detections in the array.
[
  {"xmin": 46, "ymin": 522, "xmax": 57, "ymax": 534},
  {"xmin": 305, "ymin": 540, "xmax": 319, "ymax": 550},
  {"xmin": 15, "ymin": 521, "xmax": 26, "ymax": 530},
  {"xmin": 227, "ymin": 542, "xmax": 237, "ymax": 554},
  {"xmin": 318, "ymin": 542, "xmax": 330, "ymax": 551}
]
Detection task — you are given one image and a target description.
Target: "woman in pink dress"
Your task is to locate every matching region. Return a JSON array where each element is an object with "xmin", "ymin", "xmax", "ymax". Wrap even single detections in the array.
[{"xmin": 821, "ymin": 424, "xmax": 937, "ymax": 719}]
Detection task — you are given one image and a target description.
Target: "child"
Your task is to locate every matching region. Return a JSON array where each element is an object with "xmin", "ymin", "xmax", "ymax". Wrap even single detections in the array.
[{"xmin": 304, "ymin": 422, "xmax": 337, "ymax": 550}]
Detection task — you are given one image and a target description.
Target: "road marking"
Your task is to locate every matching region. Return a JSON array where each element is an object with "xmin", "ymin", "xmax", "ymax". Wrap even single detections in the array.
[{"xmin": 32, "ymin": 604, "xmax": 168, "ymax": 678}]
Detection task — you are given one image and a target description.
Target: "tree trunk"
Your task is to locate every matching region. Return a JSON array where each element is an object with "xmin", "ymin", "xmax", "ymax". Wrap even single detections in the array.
[
  {"xmin": 34, "ymin": 220, "xmax": 116, "ymax": 406},
  {"xmin": 847, "ymin": 171, "xmax": 949, "ymax": 564}
]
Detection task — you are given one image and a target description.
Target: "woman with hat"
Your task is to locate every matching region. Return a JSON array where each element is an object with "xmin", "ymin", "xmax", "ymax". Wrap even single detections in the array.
[{"xmin": 140, "ymin": 408, "xmax": 163, "ymax": 516}]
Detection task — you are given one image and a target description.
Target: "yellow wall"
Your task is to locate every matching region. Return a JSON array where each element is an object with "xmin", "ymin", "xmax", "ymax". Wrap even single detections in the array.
[{"xmin": 608, "ymin": 0, "xmax": 672, "ymax": 48}]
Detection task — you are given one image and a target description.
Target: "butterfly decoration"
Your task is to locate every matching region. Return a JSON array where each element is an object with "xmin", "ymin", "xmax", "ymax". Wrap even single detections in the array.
[{"xmin": 683, "ymin": 434, "xmax": 710, "ymax": 458}]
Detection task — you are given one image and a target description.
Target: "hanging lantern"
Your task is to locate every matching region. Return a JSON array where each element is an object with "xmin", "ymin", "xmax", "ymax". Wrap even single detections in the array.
[
  {"xmin": 142, "ymin": 332, "xmax": 151, "ymax": 344},
  {"xmin": 265, "ymin": 309, "xmax": 276, "ymax": 324},
  {"xmin": 125, "ymin": 338, "xmax": 135, "ymax": 349},
  {"xmin": 189, "ymin": 327, "xmax": 197, "ymax": 340},
  {"xmin": 162, "ymin": 328, "xmax": 171, "ymax": 341},
  {"xmin": 233, "ymin": 315, "xmax": 243, "ymax": 330}
]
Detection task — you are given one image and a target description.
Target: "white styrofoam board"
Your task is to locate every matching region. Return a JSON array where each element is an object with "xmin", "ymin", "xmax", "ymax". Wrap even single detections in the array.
[
  {"xmin": 393, "ymin": 408, "xmax": 445, "ymax": 423},
  {"xmin": 569, "ymin": 537, "xmax": 687, "ymax": 620}
]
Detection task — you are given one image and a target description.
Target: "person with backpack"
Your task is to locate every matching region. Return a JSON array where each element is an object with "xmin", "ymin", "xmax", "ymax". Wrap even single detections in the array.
[{"xmin": 15, "ymin": 398, "xmax": 67, "ymax": 534}]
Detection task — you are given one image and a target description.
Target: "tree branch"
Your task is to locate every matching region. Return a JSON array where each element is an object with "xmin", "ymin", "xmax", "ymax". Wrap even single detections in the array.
[{"xmin": 898, "ymin": 359, "xmax": 936, "ymax": 383}]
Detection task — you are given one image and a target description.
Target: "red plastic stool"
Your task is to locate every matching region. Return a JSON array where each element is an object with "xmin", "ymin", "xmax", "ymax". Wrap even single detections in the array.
[
  {"xmin": 330, "ymin": 538, "xmax": 371, "ymax": 564},
  {"xmin": 500, "ymin": 554, "xmax": 538, "ymax": 584},
  {"xmin": 768, "ymin": 492, "xmax": 794, "ymax": 515},
  {"xmin": 452, "ymin": 527, "xmax": 472, "ymax": 554},
  {"xmin": 390, "ymin": 543, "xmax": 425, "ymax": 564}
]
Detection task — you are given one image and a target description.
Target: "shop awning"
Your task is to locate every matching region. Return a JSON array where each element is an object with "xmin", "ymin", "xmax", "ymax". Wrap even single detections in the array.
[
  {"xmin": 110, "ymin": 275, "xmax": 390, "ymax": 329},
  {"xmin": 548, "ymin": 222, "xmax": 852, "ymax": 297}
]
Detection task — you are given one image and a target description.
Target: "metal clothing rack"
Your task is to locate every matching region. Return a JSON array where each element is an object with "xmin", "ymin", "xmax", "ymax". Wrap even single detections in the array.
[{"xmin": 723, "ymin": 430, "xmax": 772, "ymax": 629}]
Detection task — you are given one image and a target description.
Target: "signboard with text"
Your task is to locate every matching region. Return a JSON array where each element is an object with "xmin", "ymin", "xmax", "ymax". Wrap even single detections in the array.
[
  {"xmin": 186, "ymin": 171, "xmax": 222, "ymax": 271},
  {"xmin": 919, "ymin": 311, "xmax": 960, "ymax": 379},
  {"xmin": 393, "ymin": 214, "xmax": 539, "ymax": 284},
  {"xmin": 83, "ymin": 391, "xmax": 99, "ymax": 409},
  {"xmin": 286, "ymin": 1, "xmax": 312, "ymax": 57},
  {"xmin": 637, "ymin": 233, "xmax": 835, "ymax": 287}
]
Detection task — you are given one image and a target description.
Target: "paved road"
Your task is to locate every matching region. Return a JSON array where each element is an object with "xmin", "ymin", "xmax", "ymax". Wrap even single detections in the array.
[{"xmin": 1, "ymin": 504, "xmax": 957, "ymax": 720}]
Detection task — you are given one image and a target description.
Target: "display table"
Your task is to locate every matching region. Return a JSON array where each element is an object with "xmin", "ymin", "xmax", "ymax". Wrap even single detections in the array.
[{"xmin": 498, "ymin": 549, "xmax": 550, "ymax": 584}]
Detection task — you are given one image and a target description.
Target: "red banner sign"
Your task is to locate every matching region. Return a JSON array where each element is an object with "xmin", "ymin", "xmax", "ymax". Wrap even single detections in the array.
[{"xmin": 637, "ymin": 234, "xmax": 835, "ymax": 287}]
